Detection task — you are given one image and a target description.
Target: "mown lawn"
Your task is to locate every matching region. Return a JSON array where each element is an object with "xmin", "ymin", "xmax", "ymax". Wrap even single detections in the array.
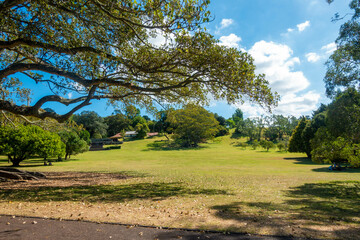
[{"xmin": 1, "ymin": 135, "xmax": 359, "ymax": 239}]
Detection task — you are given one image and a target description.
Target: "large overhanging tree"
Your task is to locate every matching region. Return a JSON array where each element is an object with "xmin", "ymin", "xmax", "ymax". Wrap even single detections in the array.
[
  {"xmin": 0, "ymin": 0, "xmax": 278, "ymax": 122},
  {"xmin": 325, "ymin": 0, "xmax": 360, "ymax": 97}
]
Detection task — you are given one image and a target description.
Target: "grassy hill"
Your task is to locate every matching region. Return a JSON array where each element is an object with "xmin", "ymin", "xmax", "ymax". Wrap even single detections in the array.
[{"xmin": 1, "ymin": 135, "xmax": 359, "ymax": 239}]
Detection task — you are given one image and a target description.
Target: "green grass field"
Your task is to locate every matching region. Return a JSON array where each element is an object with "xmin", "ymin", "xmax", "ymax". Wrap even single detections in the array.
[{"xmin": 1, "ymin": 135, "xmax": 360, "ymax": 239}]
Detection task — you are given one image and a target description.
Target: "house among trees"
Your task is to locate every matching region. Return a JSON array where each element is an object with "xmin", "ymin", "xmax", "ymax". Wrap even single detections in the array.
[
  {"xmin": 147, "ymin": 132, "xmax": 159, "ymax": 137},
  {"xmin": 109, "ymin": 131, "xmax": 138, "ymax": 141}
]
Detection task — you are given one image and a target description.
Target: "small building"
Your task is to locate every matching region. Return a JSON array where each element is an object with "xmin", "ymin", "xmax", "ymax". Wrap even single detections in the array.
[
  {"xmin": 147, "ymin": 132, "xmax": 159, "ymax": 137},
  {"xmin": 109, "ymin": 131, "xmax": 138, "ymax": 141}
]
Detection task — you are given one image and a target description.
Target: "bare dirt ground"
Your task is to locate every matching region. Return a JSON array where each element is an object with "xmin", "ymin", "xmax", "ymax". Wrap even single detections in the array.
[
  {"xmin": 0, "ymin": 172, "xmax": 359, "ymax": 239},
  {"xmin": 0, "ymin": 172, "xmax": 129, "ymax": 189}
]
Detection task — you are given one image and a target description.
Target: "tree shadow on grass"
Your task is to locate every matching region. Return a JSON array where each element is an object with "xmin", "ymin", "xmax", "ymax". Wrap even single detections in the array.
[
  {"xmin": 0, "ymin": 182, "xmax": 230, "ymax": 203},
  {"xmin": 0, "ymin": 157, "xmax": 81, "ymax": 168},
  {"xmin": 143, "ymin": 141, "xmax": 208, "ymax": 152},
  {"xmin": 210, "ymin": 181, "xmax": 360, "ymax": 239},
  {"xmin": 283, "ymin": 157, "xmax": 316, "ymax": 165},
  {"xmin": 312, "ymin": 167, "xmax": 360, "ymax": 173}
]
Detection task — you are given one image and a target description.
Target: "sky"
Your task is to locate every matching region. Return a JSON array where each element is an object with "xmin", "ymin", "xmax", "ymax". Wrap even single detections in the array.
[{"xmin": 31, "ymin": 0, "xmax": 352, "ymax": 119}]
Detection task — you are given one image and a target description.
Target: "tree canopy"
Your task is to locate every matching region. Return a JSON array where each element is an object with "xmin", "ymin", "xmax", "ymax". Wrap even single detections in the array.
[
  {"xmin": 324, "ymin": 0, "xmax": 360, "ymax": 97},
  {"xmin": 168, "ymin": 104, "xmax": 219, "ymax": 147},
  {"xmin": 0, "ymin": 0, "xmax": 278, "ymax": 122}
]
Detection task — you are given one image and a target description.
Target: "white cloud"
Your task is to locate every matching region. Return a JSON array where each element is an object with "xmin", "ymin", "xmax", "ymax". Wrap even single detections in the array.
[
  {"xmin": 297, "ymin": 20, "xmax": 310, "ymax": 32},
  {"xmin": 305, "ymin": 42, "xmax": 337, "ymax": 63},
  {"xmin": 249, "ymin": 41, "xmax": 309, "ymax": 95},
  {"xmin": 275, "ymin": 91, "xmax": 321, "ymax": 116},
  {"xmin": 219, "ymin": 33, "xmax": 242, "ymax": 49},
  {"xmin": 238, "ymin": 40, "xmax": 320, "ymax": 117},
  {"xmin": 321, "ymin": 42, "xmax": 337, "ymax": 54},
  {"xmin": 220, "ymin": 19, "xmax": 234, "ymax": 29},
  {"xmin": 287, "ymin": 28, "xmax": 295, "ymax": 33},
  {"xmin": 305, "ymin": 52, "xmax": 321, "ymax": 63}
]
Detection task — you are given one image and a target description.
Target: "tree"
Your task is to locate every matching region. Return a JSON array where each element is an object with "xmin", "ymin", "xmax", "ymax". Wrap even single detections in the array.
[
  {"xmin": 168, "ymin": 104, "xmax": 219, "ymax": 147},
  {"xmin": 324, "ymin": 0, "xmax": 360, "ymax": 97},
  {"xmin": 33, "ymin": 128, "xmax": 65, "ymax": 161},
  {"xmin": 288, "ymin": 117, "xmax": 310, "ymax": 157},
  {"xmin": 302, "ymin": 111, "xmax": 327, "ymax": 158},
  {"xmin": 326, "ymin": 88, "xmax": 360, "ymax": 143},
  {"xmin": 260, "ymin": 140, "xmax": 275, "ymax": 152},
  {"xmin": 0, "ymin": 0, "xmax": 278, "ymax": 122},
  {"xmin": 0, "ymin": 125, "xmax": 64, "ymax": 166},
  {"xmin": 73, "ymin": 111, "xmax": 108, "ymax": 138},
  {"xmin": 232, "ymin": 109, "xmax": 244, "ymax": 125},
  {"xmin": 131, "ymin": 116, "xmax": 150, "ymax": 139},
  {"xmin": 59, "ymin": 130, "xmax": 89, "ymax": 160},
  {"xmin": 104, "ymin": 113, "xmax": 131, "ymax": 137},
  {"xmin": 214, "ymin": 113, "xmax": 226, "ymax": 126}
]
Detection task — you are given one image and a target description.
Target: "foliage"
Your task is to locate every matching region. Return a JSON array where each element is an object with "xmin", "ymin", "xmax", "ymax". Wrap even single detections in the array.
[
  {"xmin": 311, "ymin": 128, "xmax": 352, "ymax": 164},
  {"xmin": 232, "ymin": 109, "xmax": 244, "ymax": 125},
  {"xmin": 324, "ymin": 0, "xmax": 360, "ymax": 96},
  {"xmin": 214, "ymin": 113, "xmax": 226, "ymax": 126},
  {"xmin": 251, "ymin": 140, "xmax": 259, "ymax": 150},
  {"xmin": 59, "ymin": 130, "xmax": 89, "ymax": 160},
  {"xmin": 302, "ymin": 112, "xmax": 327, "ymax": 158},
  {"xmin": 326, "ymin": 88, "xmax": 360, "ymax": 143},
  {"xmin": 309, "ymin": 89, "xmax": 360, "ymax": 167},
  {"xmin": 104, "ymin": 113, "xmax": 131, "ymax": 137},
  {"xmin": 73, "ymin": 111, "xmax": 108, "ymax": 138},
  {"xmin": 33, "ymin": 128, "xmax": 65, "ymax": 161},
  {"xmin": 168, "ymin": 104, "xmax": 219, "ymax": 147},
  {"xmin": 260, "ymin": 140, "xmax": 275, "ymax": 152},
  {"xmin": 215, "ymin": 125, "xmax": 229, "ymax": 137},
  {"xmin": 0, "ymin": 0, "xmax": 278, "ymax": 122},
  {"xmin": 277, "ymin": 142, "xmax": 286, "ymax": 152},
  {"xmin": 0, "ymin": 125, "xmax": 64, "ymax": 166},
  {"xmin": 288, "ymin": 117, "xmax": 309, "ymax": 157}
]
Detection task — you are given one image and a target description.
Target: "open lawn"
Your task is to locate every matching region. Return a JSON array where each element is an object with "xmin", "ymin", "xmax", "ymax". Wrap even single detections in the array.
[{"xmin": 1, "ymin": 135, "xmax": 360, "ymax": 239}]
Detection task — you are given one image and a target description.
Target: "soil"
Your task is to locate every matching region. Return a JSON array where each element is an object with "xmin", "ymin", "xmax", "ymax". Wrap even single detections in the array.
[{"xmin": 0, "ymin": 172, "xmax": 129, "ymax": 189}]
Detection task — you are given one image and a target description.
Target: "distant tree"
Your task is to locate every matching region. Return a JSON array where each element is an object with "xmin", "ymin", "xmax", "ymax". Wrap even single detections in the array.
[
  {"xmin": 59, "ymin": 130, "xmax": 89, "ymax": 160},
  {"xmin": 215, "ymin": 125, "xmax": 229, "ymax": 137},
  {"xmin": 132, "ymin": 116, "xmax": 150, "ymax": 139},
  {"xmin": 214, "ymin": 113, "xmax": 226, "ymax": 126},
  {"xmin": 225, "ymin": 119, "xmax": 236, "ymax": 129},
  {"xmin": 302, "ymin": 112, "xmax": 327, "ymax": 158},
  {"xmin": 288, "ymin": 117, "xmax": 310, "ymax": 157},
  {"xmin": 277, "ymin": 142, "xmax": 285, "ymax": 152},
  {"xmin": 232, "ymin": 109, "xmax": 244, "ymax": 124},
  {"xmin": 252, "ymin": 140, "xmax": 259, "ymax": 150},
  {"xmin": 73, "ymin": 111, "xmax": 108, "ymax": 138},
  {"xmin": 104, "ymin": 113, "xmax": 131, "ymax": 137},
  {"xmin": 168, "ymin": 105, "xmax": 219, "ymax": 147},
  {"xmin": 260, "ymin": 140, "xmax": 275, "ymax": 152}
]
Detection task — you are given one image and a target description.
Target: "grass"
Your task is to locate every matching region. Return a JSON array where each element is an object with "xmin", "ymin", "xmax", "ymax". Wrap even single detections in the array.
[{"xmin": 1, "ymin": 135, "xmax": 360, "ymax": 239}]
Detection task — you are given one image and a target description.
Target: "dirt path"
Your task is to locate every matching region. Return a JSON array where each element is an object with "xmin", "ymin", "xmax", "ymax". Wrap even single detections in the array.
[{"xmin": 0, "ymin": 215, "xmax": 309, "ymax": 240}]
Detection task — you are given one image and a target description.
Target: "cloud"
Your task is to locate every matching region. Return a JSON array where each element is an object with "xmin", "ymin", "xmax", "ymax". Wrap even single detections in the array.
[
  {"xmin": 220, "ymin": 19, "xmax": 234, "ymax": 29},
  {"xmin": 287, "ymin": 28, "xmax": 295, "ymax": 33},
  {"xmin": 215, "ymin": 18, "xmax": 234, "ymax": 34},
  {"xmin": 321, "ymin": 42, "xmax": 337, "ymax": 54},
  {"xmin": 241, "ymin": 40, "xmax": 320, "ymax": 117},
  {"xmin": 305, "ymin": 42, "xmax": 337, "ymax": 63},
  {"xmin": 219, "ymin": 33, "xmax": 242, "ymax": 49},
  {"xmin": 249, "ymin": 41, "xmax": 309, "ymax": 95},
  {"xmin": 305, "ymin": 52, "xmax": 321, "ymax": 63},
  {"xmin": 297, "ymin": 20, "xmax": 310, "ymax": 32}
]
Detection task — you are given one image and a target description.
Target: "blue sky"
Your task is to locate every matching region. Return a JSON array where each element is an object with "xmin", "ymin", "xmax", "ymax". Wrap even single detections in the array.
[{"xmin": 32, "ymin": 0, "xmax": 351, "ymax": 119}]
